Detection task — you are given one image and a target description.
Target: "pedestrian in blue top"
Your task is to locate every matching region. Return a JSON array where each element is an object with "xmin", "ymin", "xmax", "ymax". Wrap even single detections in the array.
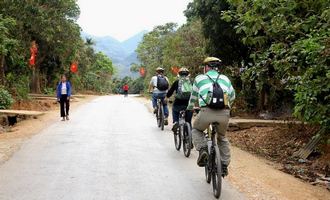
[{"xmin": 56, "ymin": 75, "xmax": 71, "ymax": 121}]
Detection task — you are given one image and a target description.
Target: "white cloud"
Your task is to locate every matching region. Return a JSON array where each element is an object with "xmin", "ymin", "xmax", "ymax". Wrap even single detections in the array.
[{"xmin": 77, "ymin": 0, "xmax": 192, "ymax": 41}]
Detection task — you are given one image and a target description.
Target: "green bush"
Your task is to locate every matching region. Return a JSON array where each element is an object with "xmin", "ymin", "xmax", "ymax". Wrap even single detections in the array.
[
  {"xmin": 6, "ymin": 72, "xmax": 29, "ymax": 100},
  {"xmin": 0, "ymin": 87, "xmax": 14, "ymax": 109}
]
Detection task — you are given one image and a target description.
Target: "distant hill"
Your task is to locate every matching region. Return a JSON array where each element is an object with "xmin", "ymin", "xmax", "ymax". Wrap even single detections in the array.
[{"xmin": 81, "ymin": 31, "xmax": 147, "ymax": 77}]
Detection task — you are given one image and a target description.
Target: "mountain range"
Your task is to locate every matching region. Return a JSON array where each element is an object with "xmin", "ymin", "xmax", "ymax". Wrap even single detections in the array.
[{"xmin": 81, "ymin": 31, "xmax": 147, "ymax": 77}]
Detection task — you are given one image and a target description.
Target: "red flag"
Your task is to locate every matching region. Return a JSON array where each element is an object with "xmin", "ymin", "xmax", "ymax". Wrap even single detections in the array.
[
  {"xmin": 29, "ymin": 54, "xmax": 36, "ymax": 66},
  {"xmin": 139, "ymin": 67, "xmax": 146, "ymax": 77},
  {"xmin": 171, "ymin": 66, "xmax": 179, "ymax": 75},
  {"xmin": 29, "ymin": 41, "xmax": 38, "ymax": 67},
  {"xmin": 70, "ymin": 62, "xmax": 78, "ymax": 73}
]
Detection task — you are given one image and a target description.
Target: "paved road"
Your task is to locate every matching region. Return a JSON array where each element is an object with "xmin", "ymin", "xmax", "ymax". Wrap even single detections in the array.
[{"xmin": 0, "ymin": 96, "xmax": 245, "ymax": 200}]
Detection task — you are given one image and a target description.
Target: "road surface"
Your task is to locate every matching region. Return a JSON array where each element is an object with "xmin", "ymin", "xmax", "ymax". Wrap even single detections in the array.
[{"xmin": 0, "ymin": 96, "xmax": 245, "ymax": 200}]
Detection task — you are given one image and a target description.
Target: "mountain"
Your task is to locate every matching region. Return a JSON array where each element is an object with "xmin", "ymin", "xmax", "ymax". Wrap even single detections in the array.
[
  {"xmin": 81, "ymin": 31, "xmax": 147, "ymax": 77},
  {"xmin": 121, "ymin": 31, "xmax": 148, "ymax": 53}
]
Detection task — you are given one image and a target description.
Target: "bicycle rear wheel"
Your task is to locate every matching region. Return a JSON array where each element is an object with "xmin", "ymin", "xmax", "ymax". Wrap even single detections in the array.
[
  {"xmin": 212, "ymin": 146, "xmax": 222, "ymax": 199},
  {"xmin": 182, "ymin": 122, "xmax": 192, "ymax": 157},
  {"xmin": 174, "ymin": 125, "xmax": 182, "ymax": 150}
]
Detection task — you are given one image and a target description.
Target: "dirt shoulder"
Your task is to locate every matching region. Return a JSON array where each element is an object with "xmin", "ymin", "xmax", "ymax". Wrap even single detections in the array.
[
  {"xmin": 136, "ymin": 96, "xmax": 329, "ymax": 200},
  {"xmin": 0, "ymin": 95, "xmax": 97, "ymax": 165}
]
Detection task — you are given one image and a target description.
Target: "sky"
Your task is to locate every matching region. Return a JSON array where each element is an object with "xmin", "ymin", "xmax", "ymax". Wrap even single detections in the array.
[{"xmin": 77, "ymin": 0, "xmax": 193, "ymax": 41}]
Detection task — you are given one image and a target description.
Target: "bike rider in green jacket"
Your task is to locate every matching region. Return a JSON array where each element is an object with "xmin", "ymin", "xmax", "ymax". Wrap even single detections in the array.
[
  {"xmin": 187, "ymin": 57, "xmax": 236, "ymax": 176},
  {"xmin": 166, "ymin": 67, "xmax": 193, "ymax": 132}
]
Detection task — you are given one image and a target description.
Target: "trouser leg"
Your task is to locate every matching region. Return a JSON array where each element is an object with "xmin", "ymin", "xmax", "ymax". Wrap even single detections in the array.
[
  {"xmin": 214, "ymin": 109, "xmax": 231, "ymax": 166},
  {"xmin": 60, "ymin": 95, "xmax": 66, "ymax": 117},
  {"xmin": 65, "ymin": 98, "xmax": 70, "ymax": 116},
  {"xmin": 192, "ymin": 108, "xmax": 209, "ymax": 151},
  {"xmin": 151, "ymin": 93, "xmax": 157, "ymax": 108},
  {"xmin": 172, "ymin": 106, "xmax": 179, "ymax": 123},
  {"xmin": 185, "ymin": 110, "xmax": 193, "ymax": 126}
]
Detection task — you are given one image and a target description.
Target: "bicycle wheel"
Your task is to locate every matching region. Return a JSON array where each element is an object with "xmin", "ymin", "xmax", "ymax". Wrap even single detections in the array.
[
  {"xmin": 182, "ymin": 122, "xmax": 192, "ymax": 157},
  {"xmin": 174, "ymin": 125, "xmax": 182, "ymax": 150},
  {"xmin": 205, "ymin": 150, "xmax": 212, "ymax": 184},
  {"xmin": 157, "ymin": 106, "xmax": 161, "ymax": 128},
  {"xmin": 212, "ymin": 146, "xmax": 222, "ymax": 199},
  {"xmin": 160, "ymin": 104, "xmax": 165, "ymax": 131}
]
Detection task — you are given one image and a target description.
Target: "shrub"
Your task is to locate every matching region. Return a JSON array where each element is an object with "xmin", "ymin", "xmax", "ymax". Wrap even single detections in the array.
[{"xmin": 0, "ymin": 87, "xmax": 14, "ymax": 109}]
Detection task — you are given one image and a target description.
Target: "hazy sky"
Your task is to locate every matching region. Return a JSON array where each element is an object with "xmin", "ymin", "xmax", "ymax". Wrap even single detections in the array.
[{"xmin": 77, "ymin": 0, "xmax": 193, "ymax": 41}]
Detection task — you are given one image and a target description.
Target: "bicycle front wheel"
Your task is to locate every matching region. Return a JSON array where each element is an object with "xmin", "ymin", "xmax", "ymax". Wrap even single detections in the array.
[
  {"xmin": 174, "ymin": 125, "xmax": 182, "ymax": 150},
  {"xmin": 212, "ymin": 146, "xmax": 222, "ymax": 199},
  {"xmin": 182, "ymin": 122, "xmax": 192, "ymax": 157},
  {"xmin": 157, "ymin": 107, "xmax": 161, "ymax": 128}
]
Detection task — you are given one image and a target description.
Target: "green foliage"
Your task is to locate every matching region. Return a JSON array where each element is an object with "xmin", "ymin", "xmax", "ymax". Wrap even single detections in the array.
[
  {"xmin": 0, "ymin": 86, "xmax": 14, "ymax": 109},
  {"xmin": 184, "ymin": 0, "xmax": 249, "ymax": 65},
  {"xmin": 137, "ymin": 20, "xmax": 207, "ymax": 87},
  {"xmin": 112, "ymin": 76, "xmax": 145, "ymax": 94},
  {"xmin": 6, "ymin": 72, "xmax": 30, "ymax": 100},
  {"xmin": 223, "ymin": 0, "xmax": 330, "ymax": 129},
  {"xmin": 0, "ymin": 14, "xmax": 16, "ymax": 56},
  {"xmin": 0, "ymin": 1, "xmax": 117, "ymax": 97}
]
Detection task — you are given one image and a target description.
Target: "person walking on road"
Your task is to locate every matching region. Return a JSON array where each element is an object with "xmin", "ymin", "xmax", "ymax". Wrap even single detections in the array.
[
  {"xmin": 148, "ymin": 67, "xmax": 170, "ymax": 125},
  {"xmin": 57, "ymin": 74, "xmax": 72, "ymax": 121},
  {"xmin": 186, "ymin": 57, "xmax": 236, "ymax": 176},
  {"xmin": 166, "ymin": 67, "xmax": 193, "ymax": 132}
]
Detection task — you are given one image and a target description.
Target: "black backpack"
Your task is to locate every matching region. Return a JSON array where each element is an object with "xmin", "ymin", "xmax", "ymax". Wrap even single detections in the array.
[
  {"xmin": 202, "ymin": 74, "xmax": 225, "ymax": 109},
  {"xmin": 157, "ymin": 75, "xmax": 169, "ymax": 91}
]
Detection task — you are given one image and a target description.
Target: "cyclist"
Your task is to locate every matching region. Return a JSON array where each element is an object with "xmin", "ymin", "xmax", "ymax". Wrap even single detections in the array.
[
  {"xmin": 187, "ymin": 57, "xmax": 235, "ymax": 177},
  {"xmin": 148, "ymin": 67, "xmax": 170, "ymax": 125},
  {"xmin": 166, "ymin": 67, "xmax": 193, "ymax": 133},
  {"xmin": 123, "ymin": 84, "xmax": 129, "ymax": 97}
]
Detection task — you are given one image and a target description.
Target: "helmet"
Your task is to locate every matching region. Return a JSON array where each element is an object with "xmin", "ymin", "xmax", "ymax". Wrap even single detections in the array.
[
  {"xmin": 156, "ymin": 67, "xmax": 164, "ymax": 72},
  {"xmin": 203, "ymin": 57, "xmax": 222, "ymax": 64},
  {"xmin": 203, "ymin": 57, "xmax": 222, "ymax": 69},
  {"xmin": 178, "ymin": 67, "xmax": 189, "ymax": 76}
]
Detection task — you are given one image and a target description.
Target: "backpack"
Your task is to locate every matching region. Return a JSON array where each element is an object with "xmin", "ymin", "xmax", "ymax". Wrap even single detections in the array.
[
  {"xmin": 202, "ymin": 74, "xmax": 225, "ymax": 109},
  {"xmin": 176, "ymin": 77, "xmax": 192, "ymax": 100},
  {"xmin": 156, "ymin": 75, "xmax": 169, "ymax": 91}
]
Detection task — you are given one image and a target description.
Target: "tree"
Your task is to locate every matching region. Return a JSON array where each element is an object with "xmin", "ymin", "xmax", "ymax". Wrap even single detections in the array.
[
  {"xmin": 223, "ymin": 0, "xmax": 330, "ymax": 130},
  {"xmin": 0, "ymin": 15, "xmax": 16, "ymax": 85},
  {"xmin": 184, "ymin": 0, "xmax": 249, "ymax": 66}
]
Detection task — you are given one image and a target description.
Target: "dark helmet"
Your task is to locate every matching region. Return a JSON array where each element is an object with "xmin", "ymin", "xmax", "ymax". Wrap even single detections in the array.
[{"xmin": 178, "ymin": 67, "xmax": 189, "ymax": 76}]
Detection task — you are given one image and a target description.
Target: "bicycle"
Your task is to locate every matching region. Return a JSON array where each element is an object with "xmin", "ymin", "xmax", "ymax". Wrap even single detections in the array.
[
  {"xmin": 173, "ymin": 110, "xmax": 192, "ymax": 157},
  {"xmin": 155, "ymin": 98, "xmax": 165, "ymax": 131},
  {"xmin": 194, "ymin": 109, "xmax": 223, "ymax": 199},
  {"xmin": 205, "ymin": 122, "xmax": 223, "ymax": 198}
]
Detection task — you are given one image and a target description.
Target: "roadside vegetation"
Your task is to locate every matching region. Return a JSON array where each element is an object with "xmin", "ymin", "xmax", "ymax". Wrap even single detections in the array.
[
  {"xmin": 135, "ymin": 0, "xmax": 329, "ymax": 187},
  {"xmin": 0, "ymin": 0, "xmax": 115, "ymax": 110}
]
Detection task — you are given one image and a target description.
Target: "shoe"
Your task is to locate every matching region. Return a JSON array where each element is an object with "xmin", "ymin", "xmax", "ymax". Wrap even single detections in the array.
[
  {"xmin": 153, "ymin": 108, "xmax": 157, "ymax": 114},
  {"xmin": 66, "ymin": 115, "xmax": 69, "ymax": 120},
  {"xmin": 164, "ymin": 118, "xmax": 169, "ymax": 126},
  {"xmin": 222, "ymin": 164, "xmax": 228, "ymax": 177},
  {"xmin": 61, "ymin": 117, "xmax": 65, "ymax": 121},
  {"xmin": 171, "ymin": 122, "xmax": 179, "ymax": 133},
  {"xmin": 197, "ymin": 147, "xmax": 208, "ymax": 167}
]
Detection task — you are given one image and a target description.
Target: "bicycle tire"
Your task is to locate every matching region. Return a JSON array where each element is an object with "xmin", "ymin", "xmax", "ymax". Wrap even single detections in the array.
[
  {"xmin": 212, "ymin": 146, "xmax": 222, "ymax": 199},
  {"xmin": 205, "ymin": 149, "xmax": 212, "ymax": 184},
  {"xmin": 174, "ymin": 125, "xmax": 182, "ymax": 150},
  {"xmin": 183, "ymin": 122, "xmax": 192, "ymax": 157},
  {"xmin": 157, "ymin": 106, "xmax": 161, "ymax": 128},
  {"xmin": 160, "ymin": 104, "xmax": 165, "ymax": 131}
]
